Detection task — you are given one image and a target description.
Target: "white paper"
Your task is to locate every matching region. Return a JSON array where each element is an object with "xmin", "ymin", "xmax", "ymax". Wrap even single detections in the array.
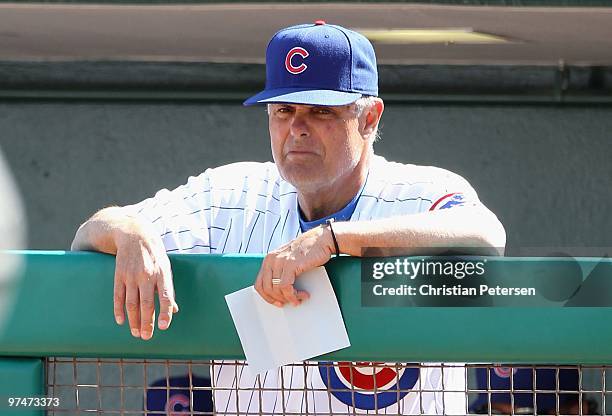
[{"xmin": 225, "ymin": 266, "xmax": 351, "ymax": 376}]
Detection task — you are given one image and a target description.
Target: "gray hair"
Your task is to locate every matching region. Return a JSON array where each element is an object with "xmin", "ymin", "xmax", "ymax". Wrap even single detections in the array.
[
  {"xmin": 353, "ymin": 96, "xmax": 382, "ymax": 143},
  {"xmin": 352, "ymin": 95, "xmax": 378, "ymax": 117}
]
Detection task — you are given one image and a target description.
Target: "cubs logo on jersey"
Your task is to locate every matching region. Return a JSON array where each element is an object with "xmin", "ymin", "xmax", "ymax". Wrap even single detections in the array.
[
  {"xmin": 318, "ymin": 361, "xmax": 419, "ymax": 410},
  {"xmin": 430, "ymin": 192, "xmax": 467, "ymax": 211},
  {"xmin": 285, "ymin": 47, "xmax": 309, "ymax": 74}
]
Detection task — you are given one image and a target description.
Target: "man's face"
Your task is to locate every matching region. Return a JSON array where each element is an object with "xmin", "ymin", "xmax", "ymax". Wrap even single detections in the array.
[{"xmin": 268, "ymin": 103, "xmax": 369, "ymax": 192}]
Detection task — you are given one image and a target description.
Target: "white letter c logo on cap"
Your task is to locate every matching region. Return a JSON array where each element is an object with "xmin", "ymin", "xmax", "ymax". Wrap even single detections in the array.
[{"xmin": 285, "ymin": 47, "xmax": 309, "ymax": 75}]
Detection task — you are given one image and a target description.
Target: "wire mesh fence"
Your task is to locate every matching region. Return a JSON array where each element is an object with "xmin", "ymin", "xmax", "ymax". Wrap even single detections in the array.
[{"xmin": 45, "ymin": 358, "xmax": 608, "ymax": 415}]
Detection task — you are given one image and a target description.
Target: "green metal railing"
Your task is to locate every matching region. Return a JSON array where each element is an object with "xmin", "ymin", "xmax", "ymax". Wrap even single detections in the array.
[{"xmin": 2, "ymin": 251, "xmax": 612, "ymax": 362}]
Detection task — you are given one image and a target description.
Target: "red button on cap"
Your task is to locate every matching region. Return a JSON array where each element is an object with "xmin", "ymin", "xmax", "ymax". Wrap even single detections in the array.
[{"xmin": 314, "ymin": 20, "xmax": 326, "ymax": 25}]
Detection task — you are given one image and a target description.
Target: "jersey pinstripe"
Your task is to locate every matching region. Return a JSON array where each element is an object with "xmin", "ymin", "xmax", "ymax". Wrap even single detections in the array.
[{"xmin": 127, "ymin": 155, "xmax": 485, "ymax": 415}]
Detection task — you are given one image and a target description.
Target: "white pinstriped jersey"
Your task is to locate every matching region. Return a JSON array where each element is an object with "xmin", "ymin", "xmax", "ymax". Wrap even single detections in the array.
[{"xmin": 128, "ymin": 154, "xmax": 485, "ymax": 415}]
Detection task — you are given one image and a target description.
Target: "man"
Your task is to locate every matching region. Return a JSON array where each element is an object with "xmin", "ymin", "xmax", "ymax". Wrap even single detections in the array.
[{"xmin": 72, "ymin": 22, "xmax": 505, "ymax": 414}]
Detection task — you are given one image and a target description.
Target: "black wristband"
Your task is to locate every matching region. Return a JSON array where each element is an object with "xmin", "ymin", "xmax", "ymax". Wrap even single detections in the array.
[{"xmin": 325, "ymin": 218, "xmax": 340, "ymax": 256}]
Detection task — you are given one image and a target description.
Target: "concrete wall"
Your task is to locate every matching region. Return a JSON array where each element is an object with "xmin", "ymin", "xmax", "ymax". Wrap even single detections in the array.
[{"xmin": 1, "ymin": 101, "xmax": 610, "ymax": 254}]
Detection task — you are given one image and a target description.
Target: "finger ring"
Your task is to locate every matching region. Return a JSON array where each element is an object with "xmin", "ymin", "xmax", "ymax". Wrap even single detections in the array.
[{"xmin": 271, "ymin": 278, "xmax": 282, "ymax": 285}]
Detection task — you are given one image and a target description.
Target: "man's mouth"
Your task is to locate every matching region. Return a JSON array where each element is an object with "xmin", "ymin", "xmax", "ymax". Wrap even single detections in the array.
[{"xmin": 286, "ymin": 150, "xmax": 318, "ymax": 157}]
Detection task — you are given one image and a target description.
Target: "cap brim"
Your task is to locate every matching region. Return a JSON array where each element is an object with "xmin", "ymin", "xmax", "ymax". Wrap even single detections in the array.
[{"xmin": 243, "ymin": 88, "xmax": 362, "ymax": 106}]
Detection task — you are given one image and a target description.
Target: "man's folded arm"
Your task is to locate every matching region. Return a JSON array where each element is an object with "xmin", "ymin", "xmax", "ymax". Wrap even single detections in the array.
[{"xmin": 332, "ymin": 205, "xmax": 506, "ymax": 257}]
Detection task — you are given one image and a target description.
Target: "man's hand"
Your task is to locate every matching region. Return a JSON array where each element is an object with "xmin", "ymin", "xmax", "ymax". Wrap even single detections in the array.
[
  {"xmin": 254, "ymin": 224, "xmax": 335, "ymax": 307},
  {"xmin": 113, "ymin": 230, "xmax": 179, "ymax": 340},
  {"xmin": 71, "ymin": 207, "xmax": 179, "ymax": 340}
]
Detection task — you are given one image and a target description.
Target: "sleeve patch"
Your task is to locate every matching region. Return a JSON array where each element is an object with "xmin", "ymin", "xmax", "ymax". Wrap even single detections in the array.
[{"xmin": 429, "ymin": 192, "xmax": 467, "ymax": 211}]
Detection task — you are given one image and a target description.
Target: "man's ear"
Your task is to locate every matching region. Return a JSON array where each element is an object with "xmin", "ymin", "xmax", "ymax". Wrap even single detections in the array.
[{"xmin": 362, "ymin": 99, "xmax": 384, "ymax": 138}]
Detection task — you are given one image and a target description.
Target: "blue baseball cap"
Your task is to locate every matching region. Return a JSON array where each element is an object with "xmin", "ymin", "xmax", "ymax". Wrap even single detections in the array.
[
  {"xmin": 243, "ymin": 21, "xmax": 378, "ymax": 106},
  {"xmin": 146, "ymin": 375, "xmax": 213, "ymax": 414},
  {"xmin": 470, "ymin": 367, "xmax": 580, "ymax": 412}
]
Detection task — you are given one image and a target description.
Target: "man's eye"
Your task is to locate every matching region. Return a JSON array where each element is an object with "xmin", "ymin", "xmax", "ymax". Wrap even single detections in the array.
[
  {"xmin": 314, "ymin": 107, "xmax": 333, "ymax": 115},
  {"xmin": 276, "ymin": 107, "xmax": 292, "ymax": 114}
]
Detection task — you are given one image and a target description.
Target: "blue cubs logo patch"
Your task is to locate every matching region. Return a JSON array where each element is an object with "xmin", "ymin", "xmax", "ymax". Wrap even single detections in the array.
[
  {"xmin": 318, "ymin": 362, "xmax": 419, "ymax": 410},
  {"xmin": 439, "ymin": 193, "xmax": 466, "ymax": 209},
  {"xmin": 430, "ymin": 193, "xmax": 467, "ymax": 211}
]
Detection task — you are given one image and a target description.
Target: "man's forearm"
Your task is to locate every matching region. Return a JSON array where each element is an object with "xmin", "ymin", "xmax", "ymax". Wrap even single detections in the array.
[
  {"xmin": 332, "ymin": 206, "xmax": 506, "ymax": 257},
  {"xmin": 71, "ymin": 206, "xmax": 152, "ymax": 254}
]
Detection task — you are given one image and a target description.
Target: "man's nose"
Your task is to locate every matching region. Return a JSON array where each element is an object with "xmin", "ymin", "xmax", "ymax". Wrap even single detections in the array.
[{"xmin": 289, "ymin": 112, "xmax": 310, "ymax": 138}]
